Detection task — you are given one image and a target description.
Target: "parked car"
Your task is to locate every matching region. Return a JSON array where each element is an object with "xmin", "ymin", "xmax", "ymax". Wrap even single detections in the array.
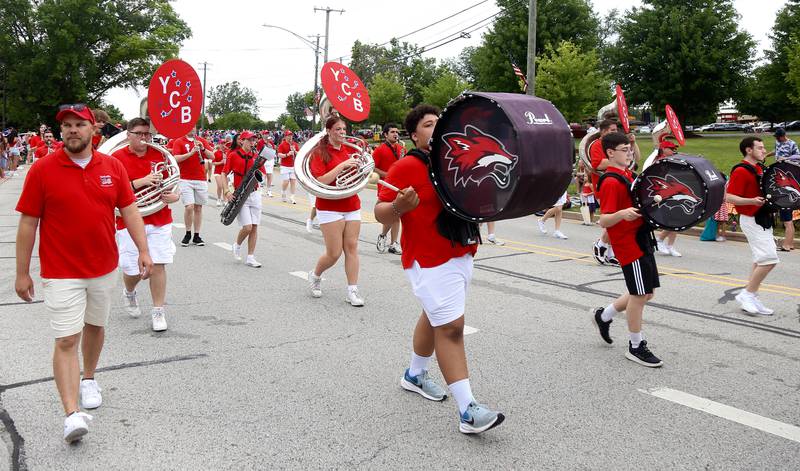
[
  {"xmin": 355, "ymin": 129, "xmax": 374, "ymax": 139},
  {"xmin": 784, "ymin": 120, "xmax": 800, "ymax": 131},
  {"xmin": 637, "ymin": 125, "xmax": 652, "ymax": 134}
]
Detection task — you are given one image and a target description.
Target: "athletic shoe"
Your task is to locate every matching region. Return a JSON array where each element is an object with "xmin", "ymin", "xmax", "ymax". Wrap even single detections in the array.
[
  {"xmin": 192, "ymin": 234, "xmax": 205, "ymax": 246},
  {"xmin": 215, "ymin": 199, "xmax": 222, "ymax": 207},
  {"xmin": 63, "ymin": 412, "xmax": 92, "ymax": 443},
  {"xmin": 750, "ymin": 295, "xmax": 775, "ymax": 316},
  {"xmin": 232, "ymin": 242, "xmax": 242, "ymax": 261},
  {"xmin": 459, "ymin": 402, "xmax": 505, "ymax": 434},
  {"xmin": 656, "ymin": 239, "xmax": 669, "ymax": 255},
  {"xmin": 290, "ymin": 195, "xmax": 296, "ymax": 204},
  {"xmin": 267, "ymin": 190, "xmax": 273, "ymax": 198},
  {"xmin": 553, "ymin": 231, "xmax": 568, "ymax": 240},
  {"xmin": 625, "ymin": 340, "xmax": 663, "ymax": 368},
  {"xmin": 122, "ymin": 289, "xmax": 141, "ymax": 318},
  {"xmin": 308, "ymin": 271, "xmax": 322, "ymax": 298},
  {"xmin": 151, "ymin": 308, "xmax": 167, "ymax": 332},
  {"xmin": 593, "ymin": 241, "xmax": 607, "ymax": 265},
  {"xmin": 245, "ymin": 256, "xmax": 262, "ymax": 268},
  {"xmin": 735, "ymin": 290, "xmax": 761, "ymax": 316},
  {"xmin": 346, "ymin": 288, "xmax": 365, "ymax": 307},
  {"xmin": 400, "ymin": 369, "xmax": 447, "ymax": 401},
  {"xmin": 715, "ymin": 236, "xmax": 726, "ymax": 242},
  {"xmin": 537, "ymin": 218, "xmax": 547, "ymax": 234},
  {"xmin": 376, "ymin": 234, "xmax": 388, "ymax": 253},
  {"xmin": 592, "ymin": 307, "xmax": 613, "ymax": 344},
  {"xmin": 388, "ymin": 242, "xmax": 403, "ymax": 254},
  {"xmin": 281, "ymin": 192, "xmax": 287, "ymax": 202},
  {"xmin": 605, "ymin": 255, "xmax": 620, "ymax": 266},
  {"xmin": 180, "ymin": 233, "xmax": 192, "ymax": 247},
  {"xmin": 79, "ymin": 379, "xmax": 102, "ymax": 409},
  {"xmin": 667, "ymin": 246, "xmax": 682, "ymax": 257},
  {"xmin": 486, "ymin": 237, "xmax": 505, "ymax": 246},
  {"xmin": 306, "ymin": 218, "xmax": 313, "ymax": 233},
  {"xmin": 312, "ymin": 218, "xmax": 320, "ymax": 230}
]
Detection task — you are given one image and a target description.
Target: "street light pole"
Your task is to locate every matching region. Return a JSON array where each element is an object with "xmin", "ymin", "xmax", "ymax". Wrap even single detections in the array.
[{"xmin": 526, "ymin": 0, "xmax": 537, "ymax": 96}]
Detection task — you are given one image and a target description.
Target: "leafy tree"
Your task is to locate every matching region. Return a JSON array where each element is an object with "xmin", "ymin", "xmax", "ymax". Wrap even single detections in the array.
[
  {"xmin": 99, "ymin": 103, "xmax": 125, "ymax": 124},
  {"xmin": 421, "ymin": 71, "xmax": 470, "ymax": 109},
  {"xmin": 788, "ymin": 42, "xmax": 800, "ymax": 107},
  {"xmin": 276, "ymin": 113, "xmax": 300, "ymax": 132},
  {"xmin": 604, "ymin": 0, "xmax": 754, "ymax": 125},
  {"xmin": 0, "ymin": 0, "xmax": 190, "ymax": 129},
  {"xmin": 368, "ymin": 73, "xmax": 408, "ymax": 127},
  {"xmin": 211, "ymin": 111, "xmax": 265, "ymax": 130},
  {"xmin": 206, "ymin": 81, "xmax": 258, "ymax": 118},
  {"xmin": 285, "ymin": 92, "xmax": 311, "ymax": 130},
  {"xmin": 536, "ymin": 42, "xmax": 611, "ymax": 123}
]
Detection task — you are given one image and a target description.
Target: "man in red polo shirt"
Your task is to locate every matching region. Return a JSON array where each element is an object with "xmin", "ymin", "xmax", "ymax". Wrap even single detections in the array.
[
  {"xmin": 171, "ymin": 128, "xmax": 214, "ymax": 247},
  {"xmin": 726, "ymin": 137, "xmax": 779, "ymax": 316},
  {"xmin": 33, "ymin": 129, "xmax": 59, "ymax": 161},
  {"xmin": 375, "ymin": 105, "xmax": 504, "ymax": 435},
  {"xmin": 113, "ymin": 117, "xmax": 180, "ymax": 331},
  {"xmin": 372, "ymin": 122, "xmax": 405, "ymax": 254},
  {"xmin": 15, "ymin": 104, "xmax": 152, "ymax": 443},
  {"xmin": 277, "ymin": 130, "xmax": 299, "ymax": 203},
  {"xmin": 588, "ymin": 119, "xmax": 619, "ymax": 265}
]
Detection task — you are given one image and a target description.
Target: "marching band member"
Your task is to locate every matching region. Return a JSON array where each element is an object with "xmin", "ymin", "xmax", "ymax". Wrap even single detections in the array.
[
  {"xmin": 257, "ymin": 132, "xmax": 277, "ymax": 197},
  {"xmin": 15, "ymin": 105, "xmax": 152, "ymax": 442},
  {"xmin": 171, "ymin": 128, "xmax": 214, "ymax": 247},
  {"xmin": 372, "ymin": 123, "xmax": 405, "ymax": 254},
  {"xmin": 307, "ymin": 116, "xmax": 365, "ymax": 306},
  {"xmin": 33, "ymin": 129, "xmax": 58, "ymax": 161},
  {"xmin": 375, "ymin": 104, "xmax": 505, "ymax": 434},
  {"xmin": 212, "ymin": 140, "xmax": 227, "ymax": 206},
  {"xmin": 653, "ymin": 140, "xmax": 682, "ymax": 257},
  {"xmin": 277, "ymin": 130, "xmax": 299, "ymax": 204},
  {"xmin": 112, "ymin": 118, "xmax": 179, "ymax": 331},
  {"xmin": 590, "ymin": 119, "xmax": 620, "ymax": 265},
  {"xmin": 223, "ymin": 131, "xmax": 265, "ymax": 268},
  {"xmin": 591, "ymin": 132, "xmax": 663, "ymax": 367}
]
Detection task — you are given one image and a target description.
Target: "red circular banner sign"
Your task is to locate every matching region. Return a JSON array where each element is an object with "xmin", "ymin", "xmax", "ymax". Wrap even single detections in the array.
[
  {"xmin": 320, "ymin": 62, "xmax": 370, "ymax": 122},
  {"xmin": 147, "ymin": 59, "xmax": 203, "ymax": 139},
  {"xmin": 615, "ymin": 85, "xmax": 630, "ymax": 133},
  {"xmin": 665, "ymin": 104, "xmax": 685, "ymax": 145}
]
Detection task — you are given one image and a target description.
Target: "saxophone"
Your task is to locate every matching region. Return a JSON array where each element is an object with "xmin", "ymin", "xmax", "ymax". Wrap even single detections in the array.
[{"xmin": 220, "ymin": 153, "xmax": 266, "ymax": 226}]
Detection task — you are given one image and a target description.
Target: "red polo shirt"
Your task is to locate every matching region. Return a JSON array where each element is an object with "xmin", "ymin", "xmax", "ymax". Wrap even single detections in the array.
[
  {"xmin": 15, "ymin": 149, "xmax": 135, "ymax": 279},
  {"xmin": 309, "ymin": 144, "xmax": 361, "ymax": 212},
  {"xmin": 111, "ymin": 146, "xmax": 173, "ymax": 229},
  {"xmin": 727, "ymin": 160, "xmax": 764, "ymax": 217},
  {"xmin": 598, "ymin": 166, "xmax": 643, "ymax": 267},
  {"xmin": 171, "ymin": 136, "xmax": 212, "ymax": 181},
  {"xmin": 589, "ymin": 138, "xmax": 606, "ymax": 191},
  {"xmin": 29, "ymin": 135, "xmax": 43, "ymax": 149},
  {"xmin": 224, "ymin": 149, "xmax": 266, "ymax": 190},
  {"xmin": 278, "ymin": 140, "xmax": 299, "ymax": 167},
  {"xmin": 378, "ymin": 153, "xmax": 477, "ymax": 269},
  {"xmin": 372, "ymin": 141, "xmax": 405, "ymax": 174}
]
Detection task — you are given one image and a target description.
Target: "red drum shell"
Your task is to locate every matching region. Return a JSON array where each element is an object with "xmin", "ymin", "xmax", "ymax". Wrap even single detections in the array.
[
  {"xmin": 762, "ymin": 160, "xmax": 800, "ymax": 210},
  {"xmin": 632, "ymin": 154, "xmax": 726, "ymax": 231},
  {"xmin": 428, "ymin": 92, "xmax": 574, "ymax": 222}
]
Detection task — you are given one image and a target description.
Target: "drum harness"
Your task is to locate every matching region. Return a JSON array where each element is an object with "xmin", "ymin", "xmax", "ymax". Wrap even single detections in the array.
[
  {"xmin": 597, "ymin": 171, "xmax": 657, "ymax": 255},
  {"xmin": 730, "ymin": 162, "xmax": 775, "ymax": 230}
]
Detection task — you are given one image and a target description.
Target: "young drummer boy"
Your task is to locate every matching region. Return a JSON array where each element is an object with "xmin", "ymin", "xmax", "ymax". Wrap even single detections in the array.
[{"xmin": 591, "ymin": 132, "xmax": 663, "ymax": 367}]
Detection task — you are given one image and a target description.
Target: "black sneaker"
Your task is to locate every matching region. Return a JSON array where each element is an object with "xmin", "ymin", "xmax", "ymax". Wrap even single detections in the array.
[
  {"xmin": 605, "ymin": 255, "xmax": 620, "ymax": 267},
  {"xmin": 625, "ymin": 340, "xmax": 663, "ymax": 368},
  {"xmin": 192, "ymin": 234, "xmax": 205, "ymax": 246},
  {"xmin": 180, "ymin": 233, "xmax": 191, "ymax": 247},
  {"xmin": 593, "ymin": 242, "xmax": 607, "ymax": 265},
  {"xmin": 592, "ymin": 307, "xmax": 613, "ymax": 344}
]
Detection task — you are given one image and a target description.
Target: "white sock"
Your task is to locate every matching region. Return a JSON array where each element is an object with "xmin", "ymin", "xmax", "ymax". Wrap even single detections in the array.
[
  {"xmin": 125, "ymin": 288, "xmax": 135, "ymax": 295},
  {"xmin": 347, "ymin": 285, "xmax": 358, "ymax": 292},
  {"xmin": 601, "ymin": 303, "xmax": 618, "ymax": 322},
  {"xmin": 597, "ymin": 240, "xmax": 608, "ymax": 248},
  {"xmin": 409, "ymin": 352, "xmax": 431, "ymax": 377},
  {"xmin": 629, "ymin": 332, "xmax": 643, "ymax": 348},
  {"xmin": 488, "ymin": 233, "xmax": 496, "ymax": 239},
  {"xmin": 448, "ymin": 378, "xmax": 475, "ymax": 414}
]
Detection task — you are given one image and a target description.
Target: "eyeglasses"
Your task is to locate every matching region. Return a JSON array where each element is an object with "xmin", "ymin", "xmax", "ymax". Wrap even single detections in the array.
[
  {"xmin": 58, "ymin": 103, "xmax": 88, "ymax": 112},
  {"xmin": 128, "ymin": 131, "xmax": 152, "ymax": 138},
  {"xmin": 613, "ymin": 146, "xmax": 631, "ymax": 153}
]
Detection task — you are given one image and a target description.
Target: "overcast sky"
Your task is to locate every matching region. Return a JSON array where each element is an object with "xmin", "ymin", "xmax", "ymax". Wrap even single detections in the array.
[{"xmin": 106, "ymin": 0, "xmax": 786, "ymax": 121}]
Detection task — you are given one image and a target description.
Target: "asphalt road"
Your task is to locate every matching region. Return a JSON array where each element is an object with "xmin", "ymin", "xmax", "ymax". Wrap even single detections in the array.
[{"xmin": 1, "ymin": 166, "xmax": 799, "ymax": 470}]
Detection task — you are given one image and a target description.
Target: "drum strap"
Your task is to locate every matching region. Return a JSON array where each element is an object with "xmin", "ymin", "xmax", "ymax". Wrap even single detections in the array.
[
  {"xmin": 731, "ymin": 163, "xmax": 775, "ymax": 229},
  {"xmin": 384, "ymin": 141, "xmax": 398, "ymax": 160},
  {"xmin": 597, "ymin": 172, "xmax": 656, "ymax": 254}
]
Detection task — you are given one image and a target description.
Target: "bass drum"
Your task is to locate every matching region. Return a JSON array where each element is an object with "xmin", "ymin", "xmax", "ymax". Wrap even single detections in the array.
[
  {"xmin": 762, "ymin": 160, "xmax": 800, "ymax": 210},
  {"xmin": 631, "ymin": 154, "xmax": 726, "ymax": 231},
  {"xmin": 428, "ymin": 92, "xmax": 573, "ymax": 222}
]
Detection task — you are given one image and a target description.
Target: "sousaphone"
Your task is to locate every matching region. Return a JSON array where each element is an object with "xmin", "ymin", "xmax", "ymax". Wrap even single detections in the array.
[{"xmin": 578, "ymin": 85, "xmax": 632, "ymax": 173}]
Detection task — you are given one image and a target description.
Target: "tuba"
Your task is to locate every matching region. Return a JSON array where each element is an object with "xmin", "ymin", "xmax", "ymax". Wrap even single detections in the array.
[
  {"xmin": 99, "ymin": 131, "xmax": 181, "ymax": 217},
  {"xmin": 641, "ymin": 104, "xmax": 686, "ymax": 170},
  {"xmin": 578, "ymin": 85, "xmax": 631, "ymax": 174}
]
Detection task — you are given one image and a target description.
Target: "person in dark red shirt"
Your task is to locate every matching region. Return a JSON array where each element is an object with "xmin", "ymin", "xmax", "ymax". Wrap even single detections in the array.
[
  {"xmin": 375, "ymin": 105, "xmax": 504, "ymax": 435},
  {"xmin": 725, "ymin": 137, "xmax": 779, "ymax": 316},
  {"xmin": 372, "ymin": 122, "xmax": 406, "ymax": 254},
  {"xmin": 33, "ymin": 129, "xmax": 58, "ymax": 161},
  {"xmin": 306, "ymin": 116, "xmax": 365, "ymax": 305},
  {"xmin": 592, "ymin": 132, "xmax": 663, "ymax": 368},
  {"xmin": 15, "ymin": 104, "xmax": 152, "ymax": 443},
  {"xmin": 112, "ymin": 118, "xmax": 180, "ymax": 332},
  {"xmin": 171, "ymin": 128, "xmax": 215, "ymax": 247},
  {"xmin": 588, "ymin": 119, "xmax": 620, "ymax": 265},
  {"xmin": 277, "ymin": 130, "xmax": 300, "ymax": 203},
  {"xmin": 222, "ymin": 131, "xmax": 265, "ymax": 268}
]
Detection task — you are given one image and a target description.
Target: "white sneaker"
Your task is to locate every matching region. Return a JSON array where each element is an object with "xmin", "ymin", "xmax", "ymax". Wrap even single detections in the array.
[
  {"xmin": 290, "ymin": 195, "xmax": 296, "ymax": 204},
  {"xmin": 751, "ymin": 296, "xmax": 775, "ymax": 316},
  {"xmin": 63, "ymin": 412, "xmax": 92, "ymax": 443},
  {"xmin": 281, "ymin": 193, "xmax": 287, "ymax": 202},
  {"xmin": 735, "ymin": 291, "xmax": 761, "ymax": 316},
  {"xmin": 716, "ymin": 236, "xmax": 726, "ymax": 242},
  {"xmin": 122, "ymin": 289, "xmax": 141, "ymax": 318},
  {"xmin": 309, "ymin": 271, "xmax": 322, "ymax": 298},
  {"xmin": 667, "ymin": 246, "xmax": 682, "ymax": 257},
  {"xmin": 79, "ymin": 379, "xmax": 102, "ymax": 409},
  {"xmin": 553, "ymin": 231, "xmax": 568, "ymax": 240},
  {"xmin": 388, "ymin": 241, "xmax": 404, "ymax": 253},
  {"xmin": 216, "ymin": 199, "xmax": 222, "ymax": 207},
  {"xmin": 346, "ymin": 288, "xmax": 365, "ymax": 307},
  {"xmin": 537, "ymin": 218, "xmax": 547, "ymax": 234},
  {"xmin": 267, "ymin": 190, "xmax": 273, "ymax": 198},
  {"xmin": 151, "ymin": 308, "xmax": 168, "ymax": 331},
  {"xmin": 306, "ymin": 218, "xmax": 313, "ymax": 233},
  {"xmin": 486, "ymin": 237, "xmax": 505, "ymax": 246},
  {"xmin": 656, "ymin": 239, "xmax": 669, "ymax": 255},
  {"xmin": 245, "ymin": 256, "xmax": 262, "ymax": 268},
  {"xmin": 312, "ymin": 218, "xmax": 320, "ymax": 229},
  {"xmin": 232, "ymin": 242, "xmax": 242, "ymax": 261}
]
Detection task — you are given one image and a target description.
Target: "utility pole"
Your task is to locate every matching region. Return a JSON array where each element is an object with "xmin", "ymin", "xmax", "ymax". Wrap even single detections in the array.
[
  {"xmin": 310, "ymin": 34, "xmax": 322, "ymax": 129},
  {"xmin": 314, "ymin": 6, "xmax": 345, "ymax": 63},
  {"xmin": 199, "ymin": 61, "xmax": 209, "ymax": 130},
  {"xmin": 526, "ymin": 0, "xmax": 537, "ymax": 96}
]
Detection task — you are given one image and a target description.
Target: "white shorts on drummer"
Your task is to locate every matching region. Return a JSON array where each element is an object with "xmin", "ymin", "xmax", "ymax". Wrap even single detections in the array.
[
  {"xmin": 42, "ymin": 271, "xmax": 116, "ymax": 338},
  {"xmin": 280, "ymin": 167, "xmax": 296, "ymax": 181},
  {"xmin": 316, "ymin": 209, "xmax": 360, "ymax": 225},
  {"xmin": 404, "ymin": 254, "xmax": 473, "ymax": 327},
  {"xmin": 117, "ymin": 224, "xmax": 176, "ymax": 276},
  {"xmin": 740, "ymin": 215, "xmax": 779, "ymax": 266},
  {"xmin": 179, "ymin": 179, "xmax": 208, "ymax": 206},
  {"xmin": 237, "ymin": 191, "xmax": 263, "ymax": 226}
]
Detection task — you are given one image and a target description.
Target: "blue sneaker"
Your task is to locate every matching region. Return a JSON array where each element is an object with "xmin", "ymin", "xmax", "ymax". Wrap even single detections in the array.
[
  {"xmin": 400, "ymin": 369, "xmax": 447, "ymax": 401},
  {"xmin": 459, "ymin": 402, "xmax": 505, "ymax": 434}
]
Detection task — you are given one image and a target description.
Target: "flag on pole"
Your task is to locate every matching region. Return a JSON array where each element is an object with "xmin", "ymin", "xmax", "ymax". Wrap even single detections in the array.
[
  {"xmin": 314, "ymin": 88, "xmax": 321, "ymax": 106},
  {"xmin": 510, "ymin": 57, "xmax": 528, "ymax": 93}
]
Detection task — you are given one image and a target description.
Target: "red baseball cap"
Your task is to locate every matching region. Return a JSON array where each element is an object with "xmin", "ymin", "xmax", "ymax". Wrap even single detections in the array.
[
  {"xmin": 56, "ymin": 104, "xmax": 96, "ymax": 124},
  {"xmin": 659, "ymin": 140, "xmax": 678, "ymax": 150},
  {"xmin": 239, "ymin": 131, "xmax": 256, "ymax": 140},
  {"xmin": 284, "ymin": 130, "xmax": 293, "ymax": 136}
]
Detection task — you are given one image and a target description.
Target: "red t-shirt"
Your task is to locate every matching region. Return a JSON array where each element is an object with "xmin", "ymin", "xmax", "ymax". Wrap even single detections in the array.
[
  {"xmin": 212, "ymin": 149, "xmax": 225, "ymax": 175},
  {"xmin": 15, "ymin": 149, "xmax": 135, "ymax": 279},
  {"xmin": 171, "ymin": 136, "xmax": 212, "ymax": 181},
  {"xmin": 378, "ymin": 153, "xmax": 477, "ymax": 269},
  {"xmin": 310, "ymin": 144, "xmax": 361, "ymax": 212},
  {"xmin": 29, "ymin": 135, "xmax": 43, "ymax": 149},
  {"xmin": 598, "ymin": 166, "xmax": 643, "ymax": 267},
  {"xmin": 278, "ymin": 140, "xmax": 299, "ymax": 167},
  {"xmin": 589, "ymin": 138, "xmax": 606, "ymax": 191},
  {"xmin": 372, "ymin": 141, "xmax": 405, "ymax": 174},
  {"xmin": 92, "ymin": 134, "xmax": 102, "ymax": 150},
  {"xmin": 224, "ymin": 149, "xmax": 266, "ymax": 190},
  {"xmin": 34, "ymin": 144, "xmax": 57, "ymax": 160},
  {"xmin": 727, "ymin": 160, "xmax": 763, "ymax": 217},
  {"xmin": 111, "ymin": 146, "xmax": 173, "ymax": 229}
]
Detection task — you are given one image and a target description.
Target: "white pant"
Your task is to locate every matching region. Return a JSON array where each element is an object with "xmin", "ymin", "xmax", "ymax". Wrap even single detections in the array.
[
  {"xmin": 316, "ymin": 210, "xmax": 360, "ymax": 225},
  {"xmin": 179, "ymin": 179, "xmax": 208, "ymax": 205},
  {"xmin": 42, "ymin": 271, "xmax": 116, "ymax": 338},
  {"xmin": 404, "ymin": 254, "xmax": 473, "ymax": 327},
  {"xmin": 117, "ymin": 224, "xmax": 176, "ymax": 276},
  {"xmin": 237, "ymin": 191, "xmax": 263, "ymax": 226},
  {"xmin": 740, "ymin": 215, "xmax": 779, "ymax": 266}
]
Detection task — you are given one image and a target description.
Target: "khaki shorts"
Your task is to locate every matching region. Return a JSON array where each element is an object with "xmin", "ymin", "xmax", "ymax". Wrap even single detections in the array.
[{"xmin": 42, "ymin": 271, "xmax": 116, "ymax": 338}]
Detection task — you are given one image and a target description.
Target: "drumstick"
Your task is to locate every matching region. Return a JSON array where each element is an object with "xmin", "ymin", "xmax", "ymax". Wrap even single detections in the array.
[{"xmin": 377, "ymin": 179, "xmax": 401, "ymax": 192}]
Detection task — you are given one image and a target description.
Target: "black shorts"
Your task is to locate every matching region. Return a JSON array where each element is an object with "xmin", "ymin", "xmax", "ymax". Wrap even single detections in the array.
[
  {"xmin": 621, "ymin": 252, "xmax": 660, "ymax": 295},
  {"xmin": 779, "ymin": 208, "xmax": 794, "ymax": 222}
]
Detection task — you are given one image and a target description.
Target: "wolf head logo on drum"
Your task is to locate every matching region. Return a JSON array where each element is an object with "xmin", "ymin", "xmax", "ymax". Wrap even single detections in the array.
[
  {"xmin": 442, "ymin": 125, "xmax": 519, "ymax": 189},
  {"xmin": 644, "ymin": 175, "xmax": 702, "ymax": 214},
  {"xmin": 770, "ymin": 168, "xmax": 800, "ymax": 202}
]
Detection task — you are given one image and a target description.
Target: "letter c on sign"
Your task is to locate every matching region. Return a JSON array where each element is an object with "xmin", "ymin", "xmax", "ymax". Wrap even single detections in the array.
[
  {"xmin": 341, "ymin": 83, "xmax": 352, "ymax": 96},
  {"xmin": 169, "ymin": 91, "xmax": 180, "ymax": 108}
]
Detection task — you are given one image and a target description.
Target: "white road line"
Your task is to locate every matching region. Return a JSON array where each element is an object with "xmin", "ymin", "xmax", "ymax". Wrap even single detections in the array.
[
  {"xmin": 639, "ymin": 387, "xmax": 800, "ymax": 444},
  {"xmin": 173, "ymin": 223, "xmax": 185, "ymax": 229},
  {"xmin": 290, "ymin": 271, "xmax": 309, "ymax": 280},
  {"xmin": 213, "ymin": 242, "xmax": 232, "ymax": 251},
  {"xmin": 464, "ymin": 325, "xmax": 479, "ymax": 335}
]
